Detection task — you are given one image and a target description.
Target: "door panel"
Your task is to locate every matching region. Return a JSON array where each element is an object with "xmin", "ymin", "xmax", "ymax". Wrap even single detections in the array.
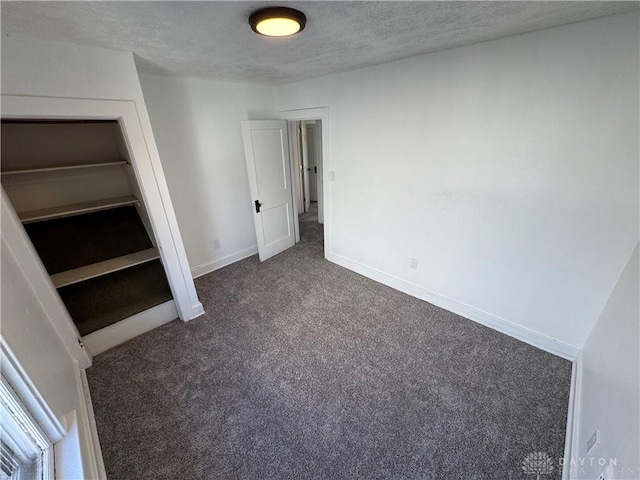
[
  {"xmin": 252, "ymin": 129, "xmax": 288, "ymax": 194},
  {"xmin": 242, "ymin": 120, "xmax": 295, "ymax": 261},
  {"xmin": 261, "ymin": 203, "xmax": 291, "ymax": 247}
]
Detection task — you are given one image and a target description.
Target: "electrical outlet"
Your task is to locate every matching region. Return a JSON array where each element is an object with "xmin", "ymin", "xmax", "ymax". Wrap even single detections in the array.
[
  {"xmin": 213, "ymin": 239, "xmax": 222, "ymax": 250},
  {"xmin": 329, "ymin": 171, "xmax": 336, "ymax": 181},
  {"xmin": 587, "ymin": 429, "xmax": 599, "ymax": 455},
  {"xmin": 409, "ymin": 258, "xmax": 419, "ymax": 270}
]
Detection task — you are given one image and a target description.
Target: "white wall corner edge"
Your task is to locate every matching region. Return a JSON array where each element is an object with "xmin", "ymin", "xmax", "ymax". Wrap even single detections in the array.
[
  {"xmin": 191, "ymin": 245, "xmax": 259, "ymax": 279},
  {"xmin": 326, "ymin": 252, "xmax": 580, "ymax": 361}
]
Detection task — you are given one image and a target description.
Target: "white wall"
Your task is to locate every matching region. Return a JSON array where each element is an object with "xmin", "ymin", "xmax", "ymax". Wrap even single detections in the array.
[
  {"xmin": 274, "ymin": 12, "xmax": 639, "ymax": 351},
  {"xmin": 138, "ymin": 73, "xmax": 275, "ymax": 276},
  {"xmin": 2, "ymin": 34, "xmax": 147, "ymax": 101},
  {"xmin": 1, "ymin": 241, "xmax": 80, "ymax": 427},
  {"xmin": 574, "ymin": 243, "xmax": 639, "ymax": 479}
]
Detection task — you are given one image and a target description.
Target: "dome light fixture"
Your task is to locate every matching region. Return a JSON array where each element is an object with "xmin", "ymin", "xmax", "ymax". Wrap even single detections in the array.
[{"xmin": 249, "ymin": 7, "xmax": 306, "ymax": 37}]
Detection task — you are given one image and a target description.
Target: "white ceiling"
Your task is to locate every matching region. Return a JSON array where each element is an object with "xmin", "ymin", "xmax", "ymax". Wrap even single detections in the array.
[{"xmin": 2, "ymin": 1, "xmax": 637, "ymax": 85}]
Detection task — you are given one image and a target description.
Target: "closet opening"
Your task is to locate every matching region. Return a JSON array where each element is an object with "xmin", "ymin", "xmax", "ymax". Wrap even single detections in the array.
[{"xmin": 1, "ymin": 119, "xmax": 173, "ymax": 338}]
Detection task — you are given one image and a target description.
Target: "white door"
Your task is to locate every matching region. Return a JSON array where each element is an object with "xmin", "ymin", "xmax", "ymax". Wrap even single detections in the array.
[
  {"xmin": 306, "ymin": 123, "xmax": 318, "ymax": 202},
  {"xmin": 300, "ymin": 124, "xmax": 311, "ymax": 212},
  {"xmin": 242, "ymin": 120, "xmax": 296, "ymax": 261}
]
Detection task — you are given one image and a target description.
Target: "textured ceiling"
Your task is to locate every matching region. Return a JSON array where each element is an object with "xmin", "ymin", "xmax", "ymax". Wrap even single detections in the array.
[{"xmin": 2, "ymin": 1, "xmax": 637, "ymax": 85}]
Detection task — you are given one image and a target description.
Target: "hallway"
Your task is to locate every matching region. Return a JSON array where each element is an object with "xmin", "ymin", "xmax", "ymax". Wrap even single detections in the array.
[{"xmin": 299, "ymin": 201, "xmax": 322, "ymax": 245}]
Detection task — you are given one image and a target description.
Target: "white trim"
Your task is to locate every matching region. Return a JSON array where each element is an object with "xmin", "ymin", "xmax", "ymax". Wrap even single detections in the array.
[
  {"xmin": 51, "ymin": 247, "xmax": 159, "ymax": 288},
  {"xmin": 191, "ymin": 245, "xmax": 258, "ymax": 279},
  {"xmin": 287, "ymin": 121, "xmax": 301, "ymax": 244},
  {"xmin": 75, "ymin": 363, "xmax": 106, "ymax": 479},
  {"xmin": 19, "ymin": 195, "xmax": 139, "ymax": 224},
  {"xmin": 326, "ymin": 252, "xmax": 579, "ymax": 360},
  {"xmin": 0, "ymin": 375, "xmax": 54, "ymax": 479},
  {"xmin": 127, "ymin": 101, "xmax": 204, "ymax": 321},
  {"xmin": 82, "ymin": 300, "xmax": 178, "ymax": 356},
  {"xmin": 1, "ymin": 94, "xmax": 204, "ymax": 326},
  {"xmin": 1, "ymin": 160, "xmax": 128, "ymax": 176},
  {"xmin": 0, "ymin": 340, "xmax": 67, "ymax": 443},
  {"xmin": 565, "ymin": 351, "xmax": 583, "ymax": 480},
  {"xmin": 278, "ymin": 107, "xmax": 331, "ymax": 257},
  {"xmin": 562, "ymin": 360, "xmax": 576, "ymax": 480}
]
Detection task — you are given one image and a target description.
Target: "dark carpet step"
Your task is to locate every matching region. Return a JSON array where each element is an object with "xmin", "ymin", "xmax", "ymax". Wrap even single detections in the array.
[
  {"xmin": 24, "ymin": 205, "xmax": 153, "ymax": 275},
  {"xmin": 58, "ymin": 260, "xmax": 173, "ymax": 336}
]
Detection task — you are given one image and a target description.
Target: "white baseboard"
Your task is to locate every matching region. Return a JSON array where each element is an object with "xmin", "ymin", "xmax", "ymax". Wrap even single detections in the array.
[
  {"xmin": 565, "ymin": 352, "xmax": 583, "ymax": 480},
  {"xmin": 82, "ymin": 300, "xmax": 178, "ymax": 356},
  {"xmin": 187, "ymin": 301, "xmax": 205, "ymax": 320},
  {"xmin": 74, "ymin": 362, "xmax": 106, "ymax": 479},
  {"xmin": 191, "ymin": 245, "xmax": 258, "ymax": 279},
  {"xmin": 326, "ymin": 252, "xmax": 579, "ymax": 361}
]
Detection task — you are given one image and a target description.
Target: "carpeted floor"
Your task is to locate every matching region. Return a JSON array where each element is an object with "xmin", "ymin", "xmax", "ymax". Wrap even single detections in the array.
[{"xmin": 87, "ymin": 203, "xmax": 572, "ymax": 479}]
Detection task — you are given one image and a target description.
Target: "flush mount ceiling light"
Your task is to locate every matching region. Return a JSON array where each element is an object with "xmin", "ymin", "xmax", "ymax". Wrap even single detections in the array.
[{"xmin": 249, "ymin": 7, "xmax": 306, "ymax": 37}]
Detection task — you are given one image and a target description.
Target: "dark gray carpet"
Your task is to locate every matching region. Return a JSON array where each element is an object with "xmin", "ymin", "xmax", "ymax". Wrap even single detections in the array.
[{"xmin": 87, "ymin": 204, "xmax": 572, "ymax": 479}]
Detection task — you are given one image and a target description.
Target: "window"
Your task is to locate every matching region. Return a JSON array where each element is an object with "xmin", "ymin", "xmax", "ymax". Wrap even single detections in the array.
[{"xmin": 0, "ymin": 379, "xmax": 53, "ymax": 480}]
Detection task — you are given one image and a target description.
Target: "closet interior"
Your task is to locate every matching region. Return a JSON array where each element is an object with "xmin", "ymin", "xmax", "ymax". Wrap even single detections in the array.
[{"xmin": 1, "ymin": 120, "xmax": 173, "ymax": 337}]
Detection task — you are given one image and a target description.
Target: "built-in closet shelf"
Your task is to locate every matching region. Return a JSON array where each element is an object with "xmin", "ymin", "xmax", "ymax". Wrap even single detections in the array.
[
  {"xmin": 2, "ymin": 119, "xmax": 175, "ymax": 340},
  {"xmin": 1, "ymin": 160, "xmax": 128, "ymax": 176},
  {"xmin": 51, "ymin": 248, "xmax": 160, "ymax": 288},
  {"xmin": 59, "ymin": 260, "xmax": 173, "ymax": 336},
  {"xmin": 19, "ymin": 195, "xmax": 139, "ymax": 223}
]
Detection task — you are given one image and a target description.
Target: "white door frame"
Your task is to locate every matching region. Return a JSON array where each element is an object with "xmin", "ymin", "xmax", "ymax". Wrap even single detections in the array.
[
  {"xmin": 285, "ymin": 122, "xmax": 301, "ymax": 243},
  {"xmin": 304, "ymin": 121, "xmax": 320, "ymax": 205},
  {"xmin": 289, "ymin": 122, "xmax": 305, "ymax": 217},
  {"xmin": 300, "ymin": 122, "xmax": 311, "ymax": 213},
  {"xmin": 279, "ymin": 107, "xmax": 330, "ymax": 256},
  {"xmin": 1, "ymin": 94, "xmax": 205, "ymax": 365}
]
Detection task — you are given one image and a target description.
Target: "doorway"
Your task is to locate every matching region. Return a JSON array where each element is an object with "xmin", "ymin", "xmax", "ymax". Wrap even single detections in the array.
[
  {"xmin": 289, "ymin": 119, "xmax": 324, "ymax": 248},
  {"xmin": 241, "ymin": 107, "xmax": 330, "ymax": 261}
]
